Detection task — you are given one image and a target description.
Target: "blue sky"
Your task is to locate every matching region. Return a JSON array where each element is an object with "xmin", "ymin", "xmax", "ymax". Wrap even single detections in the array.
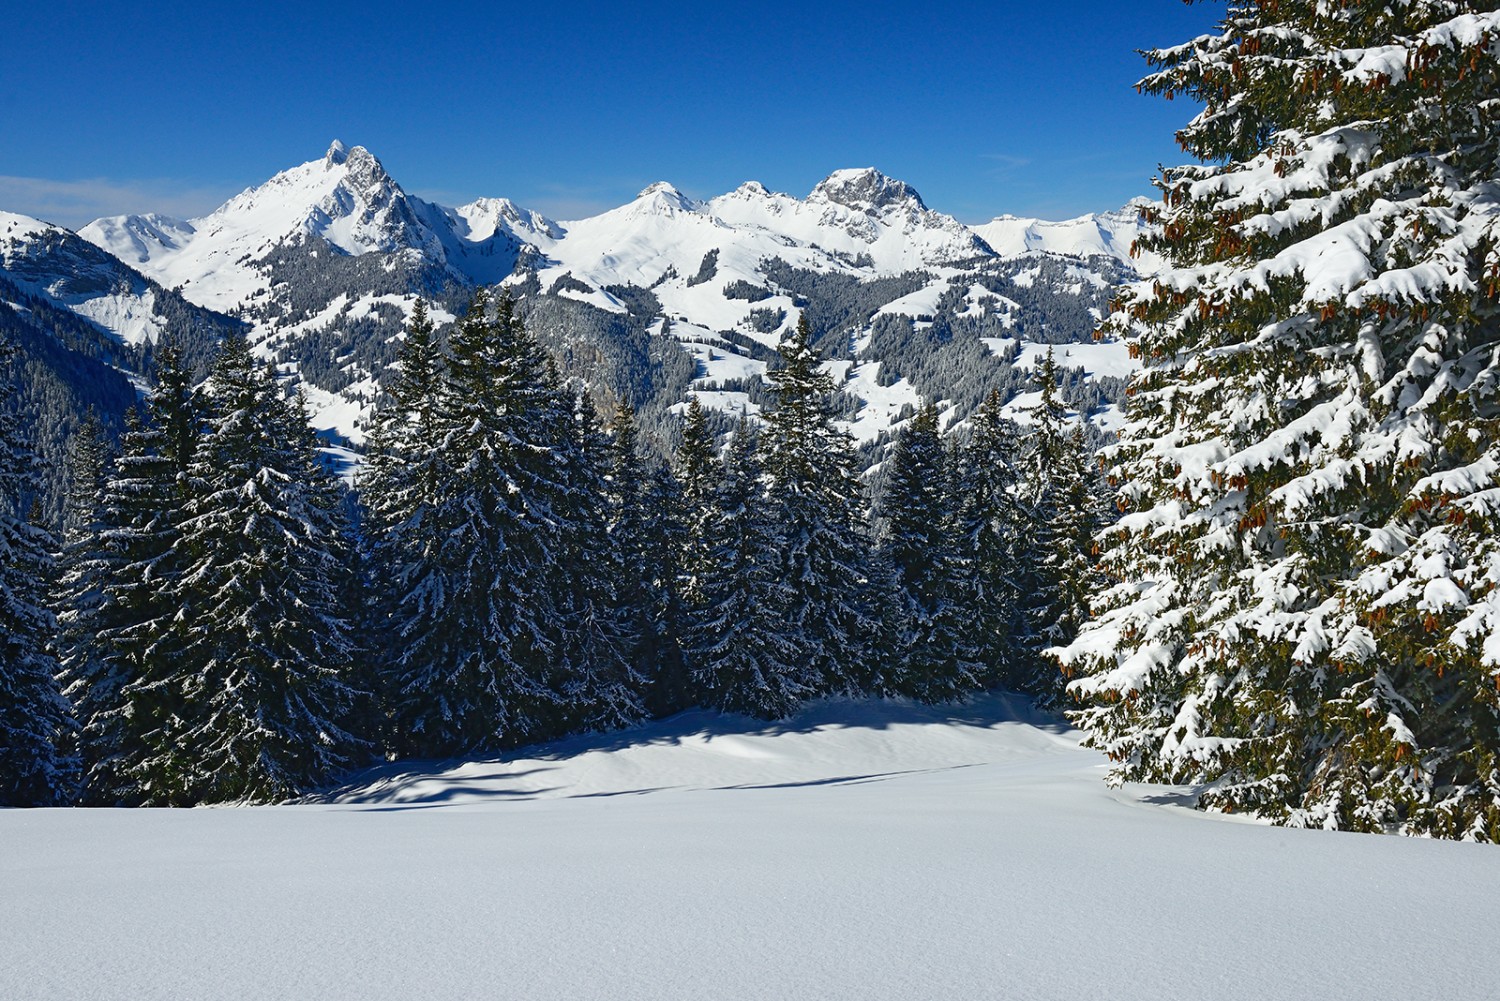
[{"xmin": 1, "ymin": 1, "xmax": 1220, "ymax": 228}]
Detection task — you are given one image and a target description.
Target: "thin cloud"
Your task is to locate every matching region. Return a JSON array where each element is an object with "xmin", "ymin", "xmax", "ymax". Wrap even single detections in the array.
[
  {"xmin": 0, "ymin": 175, "xmax": 237, "ymax": 230},
  {"xmin": 980, "ymin": 153, "xmax": 1033, "ymax": 170}
]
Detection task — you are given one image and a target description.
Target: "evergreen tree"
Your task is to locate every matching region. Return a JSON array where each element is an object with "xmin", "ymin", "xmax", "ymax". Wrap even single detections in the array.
[
  {"xmin": 687, "ymin": 420, "xmax": 805, "ymax": 718},
  {"xmin": 1060, "ymin": 1, "xmax": 1500, "ymax": 839},
  {"xmin": 1014, "ymin": 349, "xmax": 1075, "ymax": 694},
  {"xmin": 141, "ymin": 334, "xmax": 359, "ymax": 803},
  {"xmin": 552, "ymin": 392, "xmax": 644, "ymax": 736},
  {"xmin": 761, "ymin": 314, "xmax": 878, "ymax": 697},
  {"xmin": 388, "ymin": 290, "xmax": 564, "ymax": 755},
  {"xmin": 361, "ymin": 299, "xmax": 449, "ymax": 752},
  {"xmin": 954, "ymin": 388, "xmax": 1027, "ymax": 688},
  {"xmin": 0, "ymin": 341, "xmax": 74, "ymax": 806},
  {"xmin": 78, "ymin": 346, "xmax": 202, "ymax": 805},
  {"xmin": 878, "ymin": 403, "xmax": 980, "ymax": 702},
  {"xmin": 675, "ymin": 395, "xmax": 719, "ymax": 613},
  {"xmin": 53, "ymin": 409, "xmax": 116, "ymax": 798}
]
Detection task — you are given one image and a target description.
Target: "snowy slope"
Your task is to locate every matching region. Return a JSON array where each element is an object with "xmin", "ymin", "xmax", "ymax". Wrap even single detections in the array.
[
  {"xmin": 4, "ymin": 693, "xmax": 1495, "ymax": 1001},
  {"xmin": 1, "ymin": 209, "xmax": 170, "ymax": 346},
  {"xmin": 973, "ymin": 199, "xmax": 1162, "ymax": 274}
]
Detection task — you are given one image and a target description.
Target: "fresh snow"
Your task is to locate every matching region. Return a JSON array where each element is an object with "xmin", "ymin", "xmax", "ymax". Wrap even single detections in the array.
[{"xmin": 3, "ymin": 693, "xmax": 1495, "ymax": 1000}]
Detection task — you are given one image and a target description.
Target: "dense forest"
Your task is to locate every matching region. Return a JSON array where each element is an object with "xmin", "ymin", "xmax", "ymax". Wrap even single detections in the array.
[{"xmin": 0, "ymin": 297, "xmax": 1108, "ymax": 806}]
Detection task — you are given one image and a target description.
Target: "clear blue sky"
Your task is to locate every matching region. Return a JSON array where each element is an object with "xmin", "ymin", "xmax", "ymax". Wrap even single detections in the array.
[{"xmin": 1, "ymin": 1, "xmax": 1221, "ymax": 228}]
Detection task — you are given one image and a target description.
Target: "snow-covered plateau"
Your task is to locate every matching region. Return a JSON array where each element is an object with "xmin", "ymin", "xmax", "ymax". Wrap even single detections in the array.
[{"xmin": 4, "ymin": 693, "xmax": 1494, "ymax": 1001}]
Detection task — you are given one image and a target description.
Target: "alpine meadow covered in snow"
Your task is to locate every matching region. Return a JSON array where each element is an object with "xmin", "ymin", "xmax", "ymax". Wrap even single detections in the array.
[{"xmin": 4, "ymin": 0, "xmax": 1500, "ymax": 997}]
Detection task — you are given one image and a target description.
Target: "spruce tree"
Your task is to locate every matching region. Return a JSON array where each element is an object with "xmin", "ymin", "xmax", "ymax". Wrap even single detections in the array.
[
  {"xmin": 1060, "ymin": 1, "xmax": 1500, "ymax": 839},
  {"xmin": 388, "ymin": 290, "xmax": 564, "ymax": 755},
  {"xmin": 91, "ymin": 346, "xmax": 201, "ymax": 805},
  {"xmin": 675, "ymin": 395, "xmax": 719, "ymax": 613},
  {"xmin": 361, "ymin": 300, "xmax": 450, "ymax": 751},
  {"xmin": 0, "ymin": 342, "xmax": 74, "ymax": 806},
  {"xmin": 553, "ymin": 392, "xmax": 644, "ymax": 736},
  {"xmin": 687, "ymin": 420, "xmax": 805, "ymax": 718},
  {"xmin": 53, "ymin": 410, "xmax": 116, "ymax": 799},
  {"xmin": 954, "ymin": 388, "xmax": 1027, "ymax": 688},
  {"xmin": 761, "ymin": 314, "xmax": 878, "ymax": 697},
  {"xmin": 878, "ymin": 404, "xmax": 980, "ymax": 703},
  {"xmin": 143, "ymin": 334, "xmax": 359, "ymax": 803}
]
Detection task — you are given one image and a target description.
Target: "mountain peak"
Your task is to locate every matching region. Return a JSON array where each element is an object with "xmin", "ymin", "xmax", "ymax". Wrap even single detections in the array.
[
  {"xmin": 325, "ymin": 140, "xmax": 349, "ymax": 166},
  {"xmin": 810, "ymin": 168, "xmax": 926, "ymax": 212},
  {"xmin": 626, "ymin": 181, "xmax": 700, "ymax": 215}
]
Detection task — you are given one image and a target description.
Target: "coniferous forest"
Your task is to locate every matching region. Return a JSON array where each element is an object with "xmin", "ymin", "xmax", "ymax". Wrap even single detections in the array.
[
  {"xmin": 1, "ymin": 297, "xmax": 1106, "ymax": 807},
  {"xmin": 2, "ymin": 0, "xmax": 1498, "ymax": 853}
]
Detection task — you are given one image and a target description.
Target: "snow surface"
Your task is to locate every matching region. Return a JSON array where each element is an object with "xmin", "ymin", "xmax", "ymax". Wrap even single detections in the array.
[{"xmin": 4, "ymin": 693, "xmax": 1495, "ymax": 1001}]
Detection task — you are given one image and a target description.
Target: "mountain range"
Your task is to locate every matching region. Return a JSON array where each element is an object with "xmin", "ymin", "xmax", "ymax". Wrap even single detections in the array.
[{"xmin": 2, "ymin": 141, "xmax": 1154, "ymax": 486}]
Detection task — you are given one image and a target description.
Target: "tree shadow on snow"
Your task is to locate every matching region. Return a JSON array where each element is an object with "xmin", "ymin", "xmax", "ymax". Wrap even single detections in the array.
[{"xmin": 313, "ymin": 689, "xmax": 1071, "ymax": 809}]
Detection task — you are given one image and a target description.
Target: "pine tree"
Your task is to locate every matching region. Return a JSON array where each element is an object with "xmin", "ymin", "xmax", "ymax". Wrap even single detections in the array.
[
  {"xmin": 142, "ymin": 334, "xmax": 359, "ymax": 803},
  {"xmin": 1060, "ymin": 2, "xmax": 1500, "ymax": 839},
  {"xmin": 675, "ymin": 395, "xmax": 719, "ymax": 613},
  {"xmin": 53, "ymin": 409, "xmax": 116, "ymax": 799},
  {"xmin": 954, "ymin": 388, "xmax": 1027, "ymax": 688},
  {"xmin": 388, "ymin": 290, "xmax": 564, "ymax": 755},
  {"xmin": 1015, "ymin": 349, "xmax": 1077, "ymax": 695},
  {"xmin": 361, "ymin": 300, "xmax": 450, "ymax": 751},
  {"xmin": 552, "ymin": 392, "xmax": 644, "ymax": 736},
  {"xmin": 761, "ymin": 314, "xmax": 878, "ymax": 698},
  {"xmin": 0, "ymin": 341, "xmax": 74, "ymax": 806},
  {"xmin": 878, "ymin": 403, "xmax": 980, "ymax": 702},
  {"xmin": 687, "ymin": 420, "xmax": 805, "ymax": 718},
  {"xmin": 92, "ymin": 345, "xmax": 201, "ymax": 805}
]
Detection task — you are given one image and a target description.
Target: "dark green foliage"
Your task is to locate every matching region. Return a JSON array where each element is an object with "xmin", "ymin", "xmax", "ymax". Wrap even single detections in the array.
[
  {"xmin": 0, "ymin": 341, "xmax": 74, "ymax": 805},
  {"xmin": 877, "ymin": 404, "xmax": 981, "ymax": 703},
  {"xmin": 761, "ymin": 315, "xmax": 879, "ymax": 697}
]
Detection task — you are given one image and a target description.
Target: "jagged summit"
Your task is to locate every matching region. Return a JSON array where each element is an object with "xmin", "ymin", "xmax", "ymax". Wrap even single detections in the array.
[
  {"xmin": 810, "ymin": 168, "xmax": 926, "ymax": 212},
  {"xmin": 325, "ymin": 139, "xmax": 349, "ymax": 165}
]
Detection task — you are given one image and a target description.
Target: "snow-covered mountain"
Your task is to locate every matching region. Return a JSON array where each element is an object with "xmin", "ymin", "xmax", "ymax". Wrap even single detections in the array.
[
  {"xmin": 971, "ymin": 199, "xmax": 1161, "ymax": 274},
  {"xmin": 63, "ymin": 142, "xmax": 1151, "ymax": 449}
]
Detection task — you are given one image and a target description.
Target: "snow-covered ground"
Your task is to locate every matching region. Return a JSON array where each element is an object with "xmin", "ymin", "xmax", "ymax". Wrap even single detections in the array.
[{"xmin": 5, "ymin": 693, "xmax": 1494, "ymax": 1000}]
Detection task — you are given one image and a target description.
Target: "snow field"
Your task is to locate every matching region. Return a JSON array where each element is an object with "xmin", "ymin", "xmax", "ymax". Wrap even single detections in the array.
[{"xmin": 3, "ymin": 693, "xmax": 1496, "ymax": 1001}]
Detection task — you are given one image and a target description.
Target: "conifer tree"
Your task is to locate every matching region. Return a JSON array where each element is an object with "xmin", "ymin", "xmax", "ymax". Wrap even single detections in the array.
[
  {"xmin": 1014, "ymin": 350, "xmax": 1077, "ymax": 694},
  {"xmin": 389, "ymin": 290, "xmax": 564, "ymax": 755},
  {"xmin": 361, "ymin": 300, "xmax": 449, "ymax": 750},
  {"xmin": 53, "ymin": 410, "xmax": 116, "ymax": 798},
  {"xmin": 878, "ymin": 404, "xmax": 980, "ymax": 702},
  {"xmin": 954, "ymin": 388, "xmax": 1027, "ymax": 688},
  {"xmin": 142, "ymin": 334, "xmax": 359, "ymax": 803},
  {"xmin": 761, "ymin": 314, "xmax": 878, "ymax": 697},
  {"xmin": 84, "ymin": 346, "xmax": 201, "ymax": 805},
  {"xmin": 1060, "ymin": 1, "xmax": 1500, "ymax": 839},
  {"xmin": 687, "ymin": 420, "xmax": 805, "ymax": 718},
  {"xmin": 0, "ymin": 343, "xmax": 75, "ymax": 806},
  {"xmin": 675, "ymin": 396, "xmax": 719, "ymax": 613},
  {"xmin": 552, "ymin": 392, "xmax": 644, "ymax": 735}
]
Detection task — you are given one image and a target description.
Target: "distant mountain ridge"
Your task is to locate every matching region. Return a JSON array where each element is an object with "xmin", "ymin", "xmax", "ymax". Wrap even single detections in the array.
[{"xmin": 6, "ymin": 142, "xmax": 1153, "ymax": 464}]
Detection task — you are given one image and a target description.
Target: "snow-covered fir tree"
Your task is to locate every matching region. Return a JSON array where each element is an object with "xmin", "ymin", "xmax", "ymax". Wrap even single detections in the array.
[
  {"xmin": 0, "ymin": 342, "xmax": 75, "ymax": 807},
  {"xmin": 687, "ymin": 420, "xmax": 805, "ymax": 718},
  {"xmin": 52, "ymin": 410, "xmax": 116, "ymax": 799},
  {"xmin": 361, "ymin": 299, "xmax": 450, "ymax": 751},
  {"xmin": 86, "ymin": 346, "xmax": 200, "ymax": 805},
  {"xmin": 387, "ymin": 291, "xmax": 564, "ymax": 755},
  {"xmin": 1060, "ymin": 1, "xmax": 1500, "ymax": 839},
  {"xmin": 675, "ymin": 395, "xmax": 719, "ymax": 613},
  {"xmin": 145, "ymin": 333, "xmax": 360, "ymax": 803},
  {"xmin": 761, "ymin": 314, "xmax": 879, "ymax": 696},
  {"xmin": 551, "ymin": 392, "xmax": 645, "ymax": 736},
  {"xmin": 953, "ymin": 388, "xmax": 1027, "ymax": 688},
  {"xmin": 877, "ymin": 403, "xmax": 981, "ymax": 702}
]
